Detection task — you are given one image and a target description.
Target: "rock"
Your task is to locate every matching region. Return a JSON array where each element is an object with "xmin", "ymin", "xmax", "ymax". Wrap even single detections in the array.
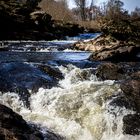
[
  {"xmin": 90, "ymin": 44, "xmax": 140, "ymax": 62},
  {"xmin": 109, "ymin": 95, "xmax": 137, "ymax": 111},
  {"xmin": 0, "ymin": 62, "xmax": 59, "ymax": 107},
  {"xmin": 123, "ymin": 114, "xmax": 140, "ymax": 135},
  {"xmin": 0, "ymin": 62, "xmax": 57, "ymax": 91},
  {"xmin": 0, "ymin": 104, "xmax": 63, "ymax": 140},
  {"xmin": 53, "ymin": 21, "xmax": 84, "ymax": 39},
  {"xmin": 74, "ymin": 34, "xmax": 115, "ymax": 51},
  {"xmin": 120, "ymin": 80, "xmax": 140, "ymax": 112},
  {"xmin": 120, "ymin": 80, "xmax": 140, "ymax": 97},
  {"xmin": 73, "ymin": 35, "xmax": 140, "ymax": 62},
  {"xmin": 0, "ymin": 104, "xmax": 44, "ymax": 140},
  {"xmin": 130, "ymin": 71, "xmax": 140, "ymax": 80},
  {"xmin": 95, "ymin": 63, "xmax": 125, "ymax": 80},
  {"xmin": 37, "ymin": 64, "xmax": 64, "ymax": 80}
]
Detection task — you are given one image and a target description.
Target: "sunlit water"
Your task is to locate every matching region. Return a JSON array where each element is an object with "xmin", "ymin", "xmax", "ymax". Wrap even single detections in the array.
[{"xmin": 0, "ymin": 33, "xmax": 140, "ymax": 140}]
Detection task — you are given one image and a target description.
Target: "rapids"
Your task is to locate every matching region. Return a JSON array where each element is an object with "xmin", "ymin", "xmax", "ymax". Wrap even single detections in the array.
[{"xmin": 0, "ymin": 33, "xmax": 140, "ymax": 140}]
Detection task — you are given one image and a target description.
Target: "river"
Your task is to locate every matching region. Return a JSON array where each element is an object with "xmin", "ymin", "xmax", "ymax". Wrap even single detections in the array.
[{"xmin": 0, "ymin": 33, "xmax": 139, "ymax": 140}]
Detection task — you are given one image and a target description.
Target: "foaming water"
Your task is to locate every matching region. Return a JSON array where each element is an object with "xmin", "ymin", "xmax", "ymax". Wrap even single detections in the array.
[{"xmin": 0, "ymin": 64, "xmax": 139, "ymax": 140}]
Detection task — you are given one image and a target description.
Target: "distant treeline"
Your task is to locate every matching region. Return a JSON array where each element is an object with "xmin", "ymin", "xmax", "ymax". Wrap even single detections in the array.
[{"xmin": 0, "ymin": 0, "xmax": 140, "ymax": 40}]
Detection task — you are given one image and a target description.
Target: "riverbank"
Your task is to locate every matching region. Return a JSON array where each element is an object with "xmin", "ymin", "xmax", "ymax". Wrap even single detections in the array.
[{"xmin": 73, "ymin": 34, "xmax": 140, "ymax": 62}]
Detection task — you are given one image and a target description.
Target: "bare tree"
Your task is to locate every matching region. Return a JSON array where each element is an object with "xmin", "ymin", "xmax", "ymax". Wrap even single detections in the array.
[
  {"xmin": 131, "ymin": 7, "xmax": 140, "ymax": 19},
  {"xmin": 106, "ymin": 0, "xmax": 124, "ymax": 19},
  {"xmin": 74, "ymin": 0, "xmax": 87, "ymax": 20}
]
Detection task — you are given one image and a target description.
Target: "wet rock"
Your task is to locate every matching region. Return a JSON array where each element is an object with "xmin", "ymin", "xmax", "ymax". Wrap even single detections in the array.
[
  {"xmin": 109, "ymin": 95, "xmax": 137, "ymax": 111},
  {"xmin": 95, "ymin": 63, "xmax": 125, "ymax": 80},
  {"xmin": 120, "ymin": 80, "xmax": 140, "ymax": 112},
  {"xmin": 37, "ymin": 64, "xmax": 64, "ymax": 80},
  {"xmin": 0, "ymin": 104, "xmax": 44, "ymax": 140},
  {"xmin": 43, "ymin": 130, "xmax": 65, "ymax": 140},
  {"xmin": 123, "ymin": 114, "xmax": 140, "ymax": 135},
  {"xmin": 0, "ymin": 62, "xmax": 59, "ymax": 107},
  {"xmin": 0, "ymin": 104, "xmax": 63, "ymax": 140},
  {"xmin": 74, "ymin": 34, "xmax": 114, "ymax": 51},
  {"xmin": 130, "ymin": 71, "xmax": 140, "ymax": 80},
  {"xmin": 0, "ymin": 62, "xmax": 57, "ymax": 91},
  {"xmin": 120, "ymin": 80, "xmax": 140, "ymax": 97}
]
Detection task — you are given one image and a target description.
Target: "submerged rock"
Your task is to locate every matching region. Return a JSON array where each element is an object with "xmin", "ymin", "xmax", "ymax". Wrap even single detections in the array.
[
  {"xmin": 123, "ymin": 114, "xmax": 140, "ymax": 135},
  {"xmin": 0, "ymin": 62, "xmax": 58, "ymax": 91}
]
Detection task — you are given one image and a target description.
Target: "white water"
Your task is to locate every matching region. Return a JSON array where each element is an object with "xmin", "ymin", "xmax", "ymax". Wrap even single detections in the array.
[{"xmin": 0, "ymin": 64, "xmax": 139, "ymax": 140}]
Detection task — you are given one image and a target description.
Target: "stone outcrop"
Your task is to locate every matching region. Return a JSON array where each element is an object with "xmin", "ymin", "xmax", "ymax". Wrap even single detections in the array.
[
  {"xmin": 95, "ymin": 62, "xmax": 140, "ymax": 80},
  {"xmin": 0, "ymin": 104, "xmax": 44, "ymax": 140},
  {"xmin": 95, "ymin": 63, "xmax": 125, "ymax": 80},
  {"xmin": 123, "ymin": 114, "xmax": 140, "ymax": 135},
  {"xmin": 0, "ymin": 104, "xmax": 63, "ymax": 140},
  {"xmin": 73, "ymin": 35, "xmax": 140, "ymax": 62},
  {"xmin": 90, "ymin": 43, "xmax": 140, "ymax": 62},
  {"xmin": 120, "ymin": 80, "xmax": 140, "ymax": 112}
]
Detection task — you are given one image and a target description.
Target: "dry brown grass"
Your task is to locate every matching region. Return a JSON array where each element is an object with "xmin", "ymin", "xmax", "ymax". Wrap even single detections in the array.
[
  {"xmin": 39, "ymin": 0, "xmax": 74, "ymax": 22},
  {"xmin": 75, "ymin": 20, "xmax": 101, "ymax": 31}
]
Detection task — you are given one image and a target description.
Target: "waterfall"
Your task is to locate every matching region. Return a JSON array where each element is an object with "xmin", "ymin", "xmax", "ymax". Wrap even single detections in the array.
[{"xmin": 0, "ymin": 64, "xmax": 139, "ymax": 140}]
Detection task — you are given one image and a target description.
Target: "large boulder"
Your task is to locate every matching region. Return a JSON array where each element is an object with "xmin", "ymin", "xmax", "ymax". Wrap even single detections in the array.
[
  {"xmin": 123, "ymin": 114, "xmax": 140, "ymax": 135},
  {"xmin": 95, "ymin": 62, "xmax": 140, "ymax": 81},
  {"xmin": 73, "ymin": 35, "xmax": 140, "ymax": 62},
  {"xmin": 0, "ymin": 104, "xmax": 43, "ymax": 140},
  {"xmin": 90, "ymin": 44, "xmax": 140, "ymax": 62},
  {"xmin": 0, "ymin": 104, "xmax": 63, "ymax": 140},
  {"xmin": 95, "ymin": 63, "xmax": 125, "ymax": 80},
  {"xmin": 120, "ymin": 80, "xmax": 140, "ymax": 112}
]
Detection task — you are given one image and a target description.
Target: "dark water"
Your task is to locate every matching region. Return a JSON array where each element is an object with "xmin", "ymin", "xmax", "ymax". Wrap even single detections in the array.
[
  {"xmin": 0, "ymin": 33, "xmax": 101, "ymax": 68},
  {"xmin": 0, "ymin": 33, "xmax": 140, "ymax": 140}
]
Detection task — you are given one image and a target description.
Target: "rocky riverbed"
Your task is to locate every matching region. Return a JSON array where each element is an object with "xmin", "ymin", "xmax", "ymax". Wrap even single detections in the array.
[
  {"xmin": 73, "ymin": 34, "xmax": 140, "ymax": 62},
  {"xmin": 0, "ymin": 34, "xmax": 140, "ymax": 140}
]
